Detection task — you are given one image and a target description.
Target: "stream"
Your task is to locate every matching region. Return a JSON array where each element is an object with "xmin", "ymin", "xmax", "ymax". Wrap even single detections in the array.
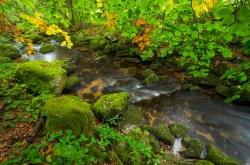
[{"xmin": 23, "ymin": 45, "xmax": 250, "ymax": 165}]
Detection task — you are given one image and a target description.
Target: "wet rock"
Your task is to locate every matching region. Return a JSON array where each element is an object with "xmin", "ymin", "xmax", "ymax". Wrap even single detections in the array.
[
  {"xmin": 44, "ymin": 95, "xmax": 95, "ymax": 136},
  {"xmin": 182, "ymin": 136, "xmax": 206, "ymax": 159},
  {"xmin": 39, "ymin": 44, "xmax": 56, "ymax": 54},
  {"xmin": 145, "ymin": 124, "xmax": 175, "ymax": 145},
  {"xmin": 64, "ymin": 76, "xmax": 80, "ymax": 89},
  {"xmin": 16, "ymin": 60, "xmax": 67, "ymax": 94},
  {"xmin": 215, "ymin": 85, "xmax": 232, "ymax": 97},
  {"xmin": 195, "ymin": 160, "xmax": 215, "ymax": 165},
  {"xmin": 119, "ymin": 106, "xmax": 146, "ymax": 128},
  {"xmin": 207, "ymin": 144, "xmax": 240, "ymax": 165},
  {"xmin": 169, "ymin": 123, "xmax": 188, "ymax": 138},
  {"xmin": 93, "ymin": 92, "xmax": 130, "ymax": 121},
  {"xmin": 141, "ymin": 69, "xmax": 160, "ymax": 85},
  {"xmin": 0, "ymin": 44, "xmax": 21, "ymax": 59},
  {"xmin": 195, "ymin": 74, "xmax": 222, "ymax": 87}
]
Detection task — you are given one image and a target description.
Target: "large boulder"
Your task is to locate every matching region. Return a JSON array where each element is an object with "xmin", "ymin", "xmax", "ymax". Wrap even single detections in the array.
[
  {"xmin": 0, "ymin": 44, "xmax": 21, "ymax": 59},
  {"xmin": 44, "ymin": 95, "xmax": 95, "ymax": 135},
  {"xmin": 16, "ymin": 60, "xmax": 67, "ymax": 94},
  {"xmin": 207, "ymin": 144, "xmax": 240, "ymax": 165},
  {"xmin": 93, "ymin": 92, "xmax": 130, "ymax": 121}
]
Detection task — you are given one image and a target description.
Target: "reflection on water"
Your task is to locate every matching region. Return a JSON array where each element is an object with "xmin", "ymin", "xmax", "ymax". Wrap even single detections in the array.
[{"xmin": 24, "ymin": 46, "xmax": 250, "ymax": 165}]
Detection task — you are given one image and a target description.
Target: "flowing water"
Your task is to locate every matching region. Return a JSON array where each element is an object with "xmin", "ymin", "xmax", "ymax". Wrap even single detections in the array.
[{"xmin": 24, "ymin": 46, "xmax": 250, "ymax": 165}]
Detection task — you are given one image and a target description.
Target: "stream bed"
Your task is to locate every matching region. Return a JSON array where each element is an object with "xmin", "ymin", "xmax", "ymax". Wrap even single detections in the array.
[{"xmin": 24, "ymin": 46, "xmax": 250, "ymax": 165}]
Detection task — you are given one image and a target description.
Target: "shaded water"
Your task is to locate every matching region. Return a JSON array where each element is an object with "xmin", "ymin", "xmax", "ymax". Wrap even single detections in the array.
[{"xmin": 25, "ymin": 46, "xmax": 250, "ymax": 164}]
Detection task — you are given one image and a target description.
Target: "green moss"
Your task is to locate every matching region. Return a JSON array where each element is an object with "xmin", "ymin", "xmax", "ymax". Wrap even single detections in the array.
[
  {"xmin": 15, "ymin": 60, "xmax": 67, "ymax": 94},
  {"xmin": 64, "ymin": 76, "xmax": 80, "ymax": 89},
  {"xmin": 44, "ymin": 95, "xmax": 95, "ymax": 136},
  {"xmin": 207, "ymin": 144, "xmax": 240, "ymax": 165},
  {"xmin": 215, "ymin": 85, "xmax": 232, "ymax": 97},
  {"xmin": 195, "ymin": 160, "xmax": 215, "ymax": 165},
  {"xmin": 39, "ymin": 44, "xmax": 56, "ymax": 54},
  {"xmin": 119, "ymin": 106, "xmax": 145, "ymax": 127},
  {"xmin": 0, "ymin": 44, "xmax": 21, "ymax": 59},
  {"xmin": 93, "ymin": 92, "xmax": 130, "ymax": 121},
  {"xmin": 146, "ymin": 124, "xmax": 175, "ymax": 145},
  {"xmin": 142, "ymin": 69, "xmax": 160, "ymax": 85},
  {"xmin": 182, "ymin": 137, "xmax": 205, "ymax": 158},
  {"xmin": 168, "ymin": 123, "xmax": 188, "ymax": 138}
]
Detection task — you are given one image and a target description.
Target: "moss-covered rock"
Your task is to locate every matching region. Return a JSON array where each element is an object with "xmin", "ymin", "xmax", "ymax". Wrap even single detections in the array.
[
  {"xmin": 215, "ymin": 85, "xmax": 232, "ymax": 97},
  {"xmin": 93, "ymin": 92, "xmax": 130, "ymax": 121},
  {"xmin": 169, "ymin": 123, "xmax": 188, "ymax": 138},
  {"xmin": 0, "ymin": 44, "xmax": 21, "ymax": 59},
  {"xmin": 182, "ymin": 137, "xmax": 206, "ymax": 159},
  {"xmin": 64, "ymin": 76, "xmax": 80, "ymax": 89},
  {"xmin": 195, "ymin": 160, "xmax": 215, "ymax": 165},
  {"xmin": 15, "ymin": 60, "xmax": 67, "ymax": 94},
  {"xmin": 207, "ymin": 144, "xmax": 240, "ymax": 165},
  {"xmin": 142, "ymin": 69, "xmax": 160, "ymax": 85},
  {"xmin": 119, "ymin": 106, "xmax": 146, "ymax": 127},
  {"xmin": 44, "ymin": 95, "xmax": 95, "ymax": 136},
  {"xmin": 39, "ymin": 44, "xmax": 56, "ymax": 54},
  {"xmin": 146, "ymin": 124, "xmax": 175, "ymax": 145}
]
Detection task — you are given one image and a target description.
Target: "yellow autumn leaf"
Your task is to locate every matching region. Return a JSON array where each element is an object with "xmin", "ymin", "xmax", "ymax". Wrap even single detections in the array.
[{"xmin": 61, "ymin": 41, "xmax": 66, "ymax": 47}]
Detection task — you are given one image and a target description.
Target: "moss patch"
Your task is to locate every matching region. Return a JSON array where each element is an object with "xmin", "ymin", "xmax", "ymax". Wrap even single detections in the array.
[
  {"xmin": 207, "ymin": 144, "xmax": 240, "ymax": 165},
  {"xmin": 64, "ymin": 76, "xmax": 80, "ymax": 89},
  {"xmin": 168, "ymin": 123, "xmax": 188, "ymax": 138},
  {"xmin": 39, "ymin": 44, "xmax": 56, "ymax": 54},
  {"xmin": 182, "ymin": 136, "xmax": 206, "ymax": 159},
  {"xmin": 195, "ymin": 160, "xmax": 215, "ymax": 165},
  {"xmin": 15, "ymin": 60, "xmax": 67, "ymax": 94},
  {"xmin": 93, "ymin": 92, "xmax": 130, "ymax": 121},
  {"xmin": 119, "ymin": 106, "xmax": 145, "ymax": 127},
  {"xmin": 44, "ymin": 95, "xmax": 95, "ymax": 136},
  {"xmin": 146, "ymin": 124, "xmax": 175, "ymax": 145}
]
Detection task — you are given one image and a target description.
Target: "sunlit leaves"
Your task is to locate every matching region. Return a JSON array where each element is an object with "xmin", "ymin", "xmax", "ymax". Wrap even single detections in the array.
[
  {"xmin": 20, "ymin": 12, "xmax": 73, "ymax": 49},
  {"xmin": 192, "ymin": 0, "xmax": 217, "ymax": 17}
]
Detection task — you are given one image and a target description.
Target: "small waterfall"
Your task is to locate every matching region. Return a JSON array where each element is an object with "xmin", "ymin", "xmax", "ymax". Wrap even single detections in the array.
[{"xmin": 172, "ymin": 138, "xmax": 185, "ymax": 156}]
